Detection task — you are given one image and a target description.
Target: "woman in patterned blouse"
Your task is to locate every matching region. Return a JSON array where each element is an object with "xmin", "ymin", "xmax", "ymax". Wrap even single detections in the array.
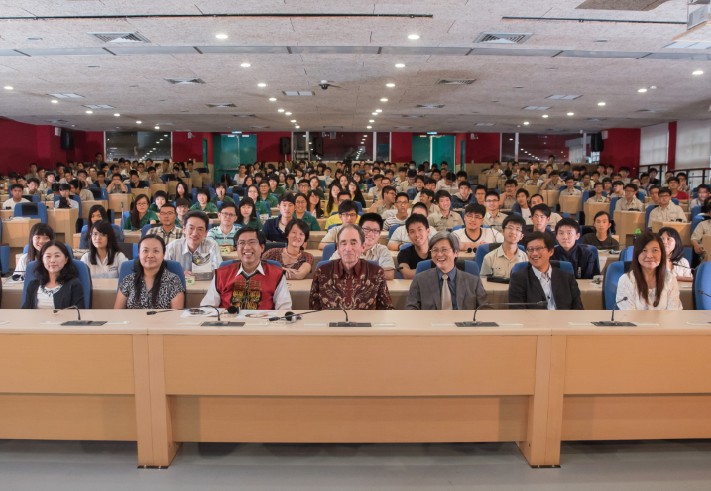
[
  {"xmin": 261, "ymin": 219, "xmax": 314, "ymax": 280},
  {"xmin": 114, "ymin": 235, "xmax": 185, "ymax": 309}
]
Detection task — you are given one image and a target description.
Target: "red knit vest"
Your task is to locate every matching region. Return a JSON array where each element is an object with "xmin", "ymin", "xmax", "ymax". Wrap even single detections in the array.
[{"xmin": 214, "ymin": 262, "xmax": 284, "ymax": 310}]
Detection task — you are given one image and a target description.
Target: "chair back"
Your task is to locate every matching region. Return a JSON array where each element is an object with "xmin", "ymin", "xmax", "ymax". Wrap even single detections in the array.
[
  {"xmin": 118, "ymin": 259, "xmax": 186, "ymax": 292},
  {"xmin": 388, "ymin": 224, "xmax": 400, "ymax": 239},
  {"xmin": 414, "ymin": 259, "xmax": 480, "ymax": 276},
  {"xmin": 22, "ymin": 259, "xmax": 91, "ymax": 309},
  {"xmin": 322, "ymin": 242, "xmax": 337, "ymax": 261},
  {"xmin": 693, "ymin": 262, "xmax": 711, "ymax": 310},
  {"xmin": 603, "ymin": 260, "xmax": 632, "ymax": 310},
  {"xmin": 14, "ymin": 202, "xmax": 48, "ymax": 223},
  {"xmin": 510, "ymin": 260, "xmax": 574, "ymax": 276},
  {"xmin": 140, "ymin": 223, "xmax": 153, "ymax": 237},
  {"xmin": 475, "ymin": 243, "xmax": 493, "ymax": 270},
  {"xmin": 645, "ymin": 205, "xmax": 658, "ymax": 227}
]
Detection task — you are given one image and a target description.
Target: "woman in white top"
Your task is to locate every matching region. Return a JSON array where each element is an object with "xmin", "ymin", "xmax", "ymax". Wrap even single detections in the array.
[
  {"xmin": 659, "ymin": 226, "xmax": 693, "ymax": 283},
  {"xmin": 80, "ymin": 220, "xmax": 127, "ymax": 279},
  {"xmin": 15, "ymin": 222, "xmax": 55, "ymax": 278},
  {"xmin": 616, "ymin": 231, "xmax": 682, "ymax": 310}
]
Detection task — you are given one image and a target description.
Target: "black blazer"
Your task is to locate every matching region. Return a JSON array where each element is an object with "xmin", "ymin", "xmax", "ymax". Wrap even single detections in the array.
[
  {"xmin": 22, "ymin": 277, "xmax": 85, "ymax": 309},
  {"xmin": 508, "ymin": 263, "xmax": 583, "ymax": 310}
]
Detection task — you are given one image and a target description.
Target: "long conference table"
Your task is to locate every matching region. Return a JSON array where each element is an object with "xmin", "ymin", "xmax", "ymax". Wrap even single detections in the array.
[
  {"xmin": 1, "ymin": 309, "xmax": 710, "ymax": 469},
  {"xmin": 1, "ymin": 276, "xmax": 696, "ymax": 310}
]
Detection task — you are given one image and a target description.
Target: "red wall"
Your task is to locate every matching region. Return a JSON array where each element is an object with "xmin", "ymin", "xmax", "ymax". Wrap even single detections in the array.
[
  {"xmin": 172, "ymin": 131, "xmax": 214, "ymax": 163},
  {"xmin": 390, "ymin": 132, "xmax": 413, "ymax": 162},
  {"xmin": 667, "ymin": 121, "xmax": 677, "ymax": 171},
  {"xmin": 465, "ymin": 132, "xmax": 501, "ymax": 163},
  {"xmin": 600, "ymin": 128, "xmax": 641, "ymax": 173},
  {"xmin": 0, "ymin": 118, "xmax": 103, "ymax": 173},
  {"xmin": 256, "ymin": 131, "xmax": 291, "ymax": 162}
]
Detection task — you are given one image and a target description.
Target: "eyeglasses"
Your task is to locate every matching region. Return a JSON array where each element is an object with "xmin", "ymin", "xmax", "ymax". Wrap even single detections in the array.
[
  {"xmin": 526, "ymin": 246, "xmax": 548, "ymax": 254},
  {"xmin": 160, "ymin": 211, "xmax": 176, "ymax": 216},
  {"xmin": 361, "ymin": 227, "xmax": 381, "ymax": 236},
  {"xmin": 504, "ymin": 226, "xmax": 523, "ymax": 234},
  {"xmin": 340, "ymin": 212, "xmax": 358, "ymax": 218},
  {"xmin": 220, "ymin": 212, "xmax": 236, "ymax": 217},
  {"xmin": 485, "ymin": 199, "xmax": 499, "ymax": 203},
  {"xmin": 236, "ymin": 239, "xmax": 260, "ymax": 248},
  {"xmin": 465, "ymin": 214, "xmax": 484, "ymax": 220},
  {"xmin": 431, "ymin": 248, "xmax": 453, "ymax": 255},
  {"xmin": 91, "ymin": 232, "xmax": 106, "ymax": 238}
]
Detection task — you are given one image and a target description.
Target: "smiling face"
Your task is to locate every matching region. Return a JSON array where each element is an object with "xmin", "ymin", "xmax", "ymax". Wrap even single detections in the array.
[
  {"xmin": 287, "ymin": 225, "xmax": 306, "ymax": 249},
  {"xmin": 638, "ymin": 239, "xmax": 662, "ymax": 274},
  {"xmin": 184, "ymin": 217, "xmax": 207, "ymax": 249},
  {"xmin": 235, "ymin": 230, "xmax": 264, "ymax": 271},
  {"xmin": 32, "ymin": 233, "xmax": 51, "ymax": 253},
  {"xmin": 337, "ymin": 227, "xmax": 364, "ymax": 271},
  {"xmin": 526, "ymin": 239, "xmax": 553, "ymax": 272},
  {"xmin": 139, "ymin": 237, "xmax": 164, "ymax": 272},
  {"xmin": 407, "ymin": 221, "xmax": 429, "ymax": 248},
  {"xmin": 660, "ymin": 232, "xmax": 676, "ymax": 257},
  {"xmin": 431, "ymin": 238, "xmax": 457, "ymax": 274},
  {"xmin": 42, "ymin": 245, "xmax": 68, "ymax": 276}
]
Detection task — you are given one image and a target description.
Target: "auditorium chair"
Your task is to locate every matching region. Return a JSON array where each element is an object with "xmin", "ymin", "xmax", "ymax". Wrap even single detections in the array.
[{"xmin": 22, "ymin": 259, "xmax": 92, "ymax": 309}]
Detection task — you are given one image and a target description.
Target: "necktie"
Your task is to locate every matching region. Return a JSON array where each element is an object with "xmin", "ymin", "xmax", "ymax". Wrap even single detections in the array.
[{"xmin": 441, "ymin": 273, "xmax": 453, "ymax": 310}]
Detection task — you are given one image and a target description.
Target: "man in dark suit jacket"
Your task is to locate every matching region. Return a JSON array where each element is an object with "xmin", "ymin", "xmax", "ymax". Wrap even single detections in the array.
[
  {"xmin": 509, "ymin": 231, "xmax": 583, "ymax": 310},
  {"xmin": 406, "ymin": 232, "xmax": 487, "ymax": 310}
]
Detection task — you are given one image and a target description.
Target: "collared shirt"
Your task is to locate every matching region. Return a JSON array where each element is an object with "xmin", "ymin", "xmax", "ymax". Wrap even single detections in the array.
[
  {"xmin": 560, "ymin": 188, "xmax": 581, "ymax": 197},
  {"xmin": 164, "ymin": 237, "xmax": 223, "ymax": 277},
  {"xmin": 201, "ymin": 261, "xmax": 292, "ymax": 310},
  {"xmin": 481, "ymin": 245, "xmax": 528, "ymax": 278},
  {"xmin": 309, "ymin": 259, "xmax": 393, "ymax": 310},
  {"xmin": 483, "ymin": 211, "xmax": 507, "ymax": 232},
  {"xmin": 330, "ymin": 243, "xmax": 395, "ymax": 272},
  {"xmin": 382, "ymin": 211, "xmax": 410, "ymax": 231},
  {"xmin": 207, "ymin": 224, "xmax": 238, "ymax": 246},
  {"xmin": 2, "ymin": 198, "xmax": 29, "ymax": 210},
  {"xmin": 146, "ymin": 225, "xmax": 184, "ymax": 244},
  {"xmin": 586, "ymin": 195, "xmax": 609, "ymax": 203},
  {"xmin": 552, "ymin": 244, "xmax": 600, "ymax": 279},
  {"xmin": 80, "ymin": 251, "xmax": 128, "ymax": 279},
  {"xmin": 451, "ymin": 227, "xmax": 503, "ymax": 249},
  {"xmin": 649, "ymin": 203, "xmax": 687, "ymax": 223},
  {"xmin": 615, "ymin": 197, "xmax": 644, "ymax": 212},
  {"xmin": 436, "ymin": 267, "xmax": 458, "ymax": 310},
  {"xmin": 532, "ymin": 265, "xmax": 556, "ymax": 310},
  {"xmin": 501, "ymin": 194, "xmax": 517, "ymax": 210},
  {"xmin": 428, "ymin": 211, "xmax": 464, "ymax": 232}
]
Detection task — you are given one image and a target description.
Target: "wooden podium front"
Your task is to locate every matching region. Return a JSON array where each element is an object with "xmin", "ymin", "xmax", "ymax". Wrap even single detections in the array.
[
  {"xmin": 615, "ymin": 211, "xmax": 645, "ymax": 247},
  {"xmin": 558, "ymin": 195, "xmax": 582, "ymax": 215},
  {"xmin": 108, "ymin": 193, "xmax": 133, "ymax": 214},
  {"xmin": 584, "ymin": 202, "xmax": 610, "ymax": 226},
  {"xmin": 47, "ymin": 208, "xmax": 78, "ymax": 243},
  {"xmin": 651, "ymin": 221, "xmax": 692, "ymax": 246}
]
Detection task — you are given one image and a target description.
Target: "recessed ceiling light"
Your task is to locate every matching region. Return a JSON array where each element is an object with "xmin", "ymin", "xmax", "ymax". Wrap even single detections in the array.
[
  {"xmin": 268, "ymin": 97, "xmax": 277, "ymax": 102},
  {"xmin": 395, "ymin": 63, "xmax": 406, "ymax": 68},
  {"xmin": 277, "ymin": 108, "xmax": 285, "ymax": 113},
  {"xmin": 240, "ymin": 62, "xmax": 251, "ymax": 68},
  {"xmin": 3, "ymin": 86, "xmax": 13, "ymax": 90},
  {"xmin": 542, "ymin": 114, "xmax": 549, "ymax": 118},
  {"xmin": 51, "ymin": 99, "xmax": 58, "ymax": 104},
  {"xmin": 113, "ymin": 113, "xmax": 120, "ymax": 117},
  {"xmin": 215, "ymin": 33, "xmax": 229, "ymax": 40},
  {"xmin": 154, "ymin": 125, "xmax": 160, "ymax": 130},
  {"xmin": 85, "ymin": 110, "xmax": 93, "ymax": 114},
  {"xmin": 566, "ymin": 112, "xmax": 574, "ymax": 116},
  {"xmin": 597, "ymin": 101, "xmax": 606, "ymax": 106},
  {"xmin": 523, "ymin": 121, "xmax": 530, "ymax": 125},
  {"xmin": 692, "ymin": 70, "xmax": 704, "ymax": 76},
  {"xmin": 408, "ymin": 34, "xmax": 420, "ymax": 40},
  {"xmin": 295, "ymin": 125, "xmax": 300, "ymax": 129},
  {"xmin": 638, "ymin": 88, "xmax": 648, "ymax": 93},
  {"xmin": 136, "ymin": 120, "xmax": 142, "ymax": 124},
  {"xmin": 290, "ymin": 119, "xmax": 296, "ymax": 123},
  {"xmin": 386, "ymin": 83, "xmax": 396, "ymax": 88},
  {"xmin": 372, "ymin": 112, "xmax": 378, "ymax": 116},
  {"xmin": 257, "ymin": 82, "xmax": 267, "ymax": 88},
  {"xmin": 380, "ymin": 98, "xmax": 388, "ymax": 102},
  {"xmin": 369, "ymin": 119, "xmax": 375, "ymax": 123},
  {"xmin": 375, "ymin": 109, "xmax": 383, "ymax": 113},
  {"xmin": 285, "ymin": 112, "xmax": 292, "ymax": 116},
  {"xmin": 366, "ymin": 126, "xmax": 372, "ymax": 129}
]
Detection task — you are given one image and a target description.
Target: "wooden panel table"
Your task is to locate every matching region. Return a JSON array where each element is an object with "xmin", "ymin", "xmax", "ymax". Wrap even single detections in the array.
[
  {"xmin": 108, "ymin": 193, "xmax": 133, "ymax": 214},
  {"xmin": 584, "ymin": 201, "xmax": 610, "ymax": 226},
  {"xmin": 145, "ymin": 310, "xmax": 553, "ymax": 467},
  {"xmin": 544, "ymin": 311, "xmax": 711, "ymax": 466},
  {"xmin": 614, "ymin": 211, "xmax": 645, "ymax": 247},
  {"xmin": 0, "ymin": 310, "xmax": 154, "ymax": 466},
  {"xmin": 651, "ymin": 220, "xmax": 692, "ymax": 246},
  {"xmin": 47, "ymin": 207, "xmax": 79, "ymax": 243}
]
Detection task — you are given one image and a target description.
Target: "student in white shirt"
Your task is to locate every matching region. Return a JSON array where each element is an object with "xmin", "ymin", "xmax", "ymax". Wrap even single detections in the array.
[{"xmin": 80, "ymin": 220, "xmax": 128, "ymax": 279}]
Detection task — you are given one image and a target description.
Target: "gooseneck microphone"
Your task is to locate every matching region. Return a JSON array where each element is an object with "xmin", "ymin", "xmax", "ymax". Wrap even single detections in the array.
[
  {"xmin": 198, "ymin": 305, "xmax": 244, "ymax": 326},
  {"xmin": 456, "ymin": 301, "xmax": 548, "ymax": 327},
  {"xmin": 53, "ymin": 305, "xmax": 107, "ymax": 326},
  {"xmin": 268, "ymin": 310, "xmax": 319, "ymax": 322},
  {"xmin": 592, "ymin": 296, "xmax": 636, "ymax": 327},
  {"xmin": 328, "ymin": 306, "xmax": 371, "ymax": 327}
]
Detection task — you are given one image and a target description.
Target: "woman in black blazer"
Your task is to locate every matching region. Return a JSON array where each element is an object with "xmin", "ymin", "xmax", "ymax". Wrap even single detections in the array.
[{"xmin": 22, "ymin": 240, "xmax": 84, "ymax": 309}]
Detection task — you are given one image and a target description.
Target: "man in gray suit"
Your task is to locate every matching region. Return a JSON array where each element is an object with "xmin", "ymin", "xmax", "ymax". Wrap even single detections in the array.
[{"xmin": 406, "ymin": 232, "xmax": 487, "ymax": 310}]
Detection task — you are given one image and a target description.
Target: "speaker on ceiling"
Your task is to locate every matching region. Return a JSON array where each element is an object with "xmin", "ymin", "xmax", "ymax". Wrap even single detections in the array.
[
  {"xmin": 590, "ymin": 133, "xmax": 604, "ymax": 153},
  {"xmin": 279, "ymin": 137, "xmax": 291, "ymax": 155},
  {"xmin": 312, "ymin": 136, "xmax": 324, "ymax": 156}
]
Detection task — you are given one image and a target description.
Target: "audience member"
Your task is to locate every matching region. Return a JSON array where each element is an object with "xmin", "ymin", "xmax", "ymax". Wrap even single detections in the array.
[
  {"xmin": 581, "ymin": 211, "xmax": 619, "ymax": 249},
  {"xmin": 330, "ymin": 213, "xmax": 395, "ymax": 280},
  {"xmin": 206, "ymin": 202, "xmax": 239, "ymax": 248},
  {"xmin": 396, "ymin": 214, "xmax": 431, "ymax": 279},
  {"xmin": 615, "ymin": 183, "xmax": 644, "ymax": 212},
  {"xmin": 551, "ymin": 218, "xmax": 599, "ymax": 279},
  {"xmin": 146, "ymin": 203, "xmax": 184, "ymax": 244},
  {"xmin": 15, "ymin": 223, "xmax": 55, "ymax": 277},
  {"xmin": 190, "ymin": 187, "xmax": 219, "ymax": 213},
  {"xmin": 659, "ymin": 226, "xmax": 693, "ymax": 283},
  {"xmin": 79, "ymin": 220, "xmax": 127, "ymax": 279},
  {"xmin": 428, "ymin": 190, "xmax": 464, "ymax": 232},
  {"xmin": 387, "ymin": 202, "xmax": 436, "ymax": 250},
  {"xmin": 22, "ymin": 241, "xmax": 84, "ymax": 309},
  {"xmin": 262, "ymin": 193, "xmax": 297, "ymax": 243},
  {"xmin": 649, "ymin": 187, "xmax": 687, "ymax": 223},
  {"xmin": 262, "ymin": 219, "xmax": 314, "ymax": 280},
  {"xmin": 318, "ymin": 200, "xmax": 360, "ymax": 250},
  {"xmin": 480, "ymin": 214, "xmax": 528, "ymax": 278},
  {"xmin": 452, "ymin": 203, "xmax": 503, "ymax": 251},
  {"xmin": 165, "ymin": 210, "xmax": 222, "ymax": 281}
]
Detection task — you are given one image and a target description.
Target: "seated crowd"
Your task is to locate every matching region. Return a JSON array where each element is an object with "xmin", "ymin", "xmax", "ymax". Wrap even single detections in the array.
[{"xmin": 2, "ymin": 156, "xmax": 710, "ymax": 313}]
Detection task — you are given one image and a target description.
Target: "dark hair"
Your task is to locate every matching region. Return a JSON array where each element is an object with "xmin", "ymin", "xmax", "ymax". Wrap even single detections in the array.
[
  {"xmin": 464, "ymin": 202, "xmax": 486, "ymax": 217},
  {"xmin": 129, "ymin": 194, "xmax": 151, "ymax": 229},
  {"xmin": 624, "ymin": 183, "xmax": 639, "ymax": 191},
  {"xmin": 175, "ymin": 182, "xmax": 189, "ymax": 200},
  {"xmin": 88, "ymin": 220, "xmax": 121, "ymax": 266},
  {"xmin": 381, "ymin": 185, "xmax": 397, "ymax": 198},
  {"xmin": 279, "ymin": 192, "xmax": 296, "ymax": 205},
  {"xmin": 134, "ymin": 235, "xmax": 167, "ymax": 308},
  {"xmin": 405, "ymin": 213, "xmax": 429, "ymax": 232},
  {"xmin": 359, "ymin": 212, "xmax": 384, "ymax": 231},
  {"xmin": 516, "ymin": 187, "xmax": 530, "ymax": 198},
  {"xmin": 36, "ymin": 240, "xmax": 77, "ymax": 286},
  {"xmin": 153, "ymin": 190, "xmax": 167, "ymax": 201},
  {"xmin": 659, "ymin": 226, "xmax": 685, "ymax": 264},
  {"xmin": 502, "ymin": 214, "xmax": 526, "ymax": 230},
  {"xmin": 236, "ymin": 196, "xmax": 258, "ymax": 225},
  {"xmin": 233, "ymin": 227, "xmax": 266, "ymax": 247},
  {"xmin": 433, "ymin": 190, "xmax": 452, "ymax": 203},
  {"xmin": 411, "ymin": 202, "xmax": 429, "ymax": 214},
  {"xmin": 530, "ymin": 203, "xmax": 552, "ymax": 218},
  {"xmin": 196, "ymin": 187, "xmax": 210, "ymax": 199},
  {"xmin": 337, "ymin": 199, "xmax": 359, "ymax": 215},
  {"xmin": 184, "ymin": 210, "xmax": 209, "ymax": 229},
  {"xmin": 704, "ymin": 196, "xmax": 711, "ymax": 214},
  {"xmin": 485, "ymin": 190, "xmax": 500, "ymax": 199},
  {"xmin": 658, "ymin": 187, "xmax": 671, "ymax": 196},
  {"xmin": 526, "ymin": 231, "xmax": 555, "ymax": 251},
  {"xmin": 593, "ymin": 210, "xmax": 611, "ymax": 222},
  {"xmin": 554, "ymin": 217, "xmax": 580, "ymax": 234},
  {"xmin": 27, "ymin": 223, "xmax": 56, "ymax": 262},
  {"xmin": 10, "ymin": 183, "xmax": 23, "ymax": 191},
  {"xmin": 285, "ymin": 218, "xmax": 310, "ymax": 246},
  {"xmin": 325, "ymin": 182, "xmax": 343, "ymax": 215},
  {"xmin": 219, "ymin": 201, "xmax": 237, "ymax": 213},
  {"xmin": 630, "ymin": 231, "xmax": 666, "ymax": 308}
]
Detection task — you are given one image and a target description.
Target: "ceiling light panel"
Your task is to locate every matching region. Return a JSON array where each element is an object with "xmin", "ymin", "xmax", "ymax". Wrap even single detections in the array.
[
  {"xmin": 83, "ymin": 104, "xmax": 115, "ymax": 109},
  {"xmin": 546, "ymin": 94, "xmax": 582, "ymax": 100},
  {"xmin": 196, "ymin": 46, "xmax": 288, "ymax": 54},
  {"xmin": 49, "ymin": 93, "xmax": 84, "ymax": 99},
  {"xmin": 18, "ymin": 48, "xmax": 110, "ymax": 56},
  {"xmin": 106, "ymin": 46, "xmax": 198, "ymax": 55},
  {"xmin": 289, "ymin": 46, "xmax": 379, "ymax": 54}
]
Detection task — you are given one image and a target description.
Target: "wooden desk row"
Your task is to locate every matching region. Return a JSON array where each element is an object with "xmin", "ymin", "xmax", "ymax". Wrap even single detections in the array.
[{"xmin": 1, "ymin": 310, "xmax": 710, "ymax": 469}]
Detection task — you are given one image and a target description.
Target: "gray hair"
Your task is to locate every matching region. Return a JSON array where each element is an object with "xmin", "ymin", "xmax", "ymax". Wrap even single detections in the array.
[
  {"xmin": 429, "ymin": 231, "xmax": 458, "ymax": 251},
  {"xmin": 336, "ymin": 223, "xmax": 365, "ymax": 245}
]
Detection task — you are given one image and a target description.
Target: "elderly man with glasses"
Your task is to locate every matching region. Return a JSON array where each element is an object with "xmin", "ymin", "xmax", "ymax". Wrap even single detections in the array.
[{"xmin": 330, "ymin": 213, "xmax": 395, "ymax": 280}]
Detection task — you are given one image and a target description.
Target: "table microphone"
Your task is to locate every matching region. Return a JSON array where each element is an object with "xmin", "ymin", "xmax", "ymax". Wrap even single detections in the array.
[
  {"xmin": 268, "ymin": 310, "xmax": 320, "ymax": 322},
  {"xmin": 456, "ymin": 301, "xmax": 547, "ymax": 327},
  {"xmin": 197, "ymin": 305, "xmax": 244, "ymax": 326},
  {"xmin": 53, "ymin": 305, "xmax": 107, "ymax": 326},
  {"xmin": 592, "ymin": 296, "xmax": 635, "ymax": 326},
  {"xmin": 146, "ymin": 306, "xmax": 240, "ymax": 316},
  {"xmin": 327, "ymin": 307, "xmax": 371, "ymax": 328}
]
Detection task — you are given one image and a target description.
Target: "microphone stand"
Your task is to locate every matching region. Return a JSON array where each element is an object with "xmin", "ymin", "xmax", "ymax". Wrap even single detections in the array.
[
  {"xmin": 592, "ymin": 296, "xmax": 636, "ymax": 326},
  {"xmin": 54, "ymin": 305, "xmax": 107, "ymax": 326},
  {"xmin": 197, "ymin": 305, "xmax": 245, "ymax": 327},
  {"xmin": 456, "ymin": 301, "xmax": 548, "ymax": 327},
  {"xmin": 329, "ymin": 307, "xmax": 372, "ymax": 327}
]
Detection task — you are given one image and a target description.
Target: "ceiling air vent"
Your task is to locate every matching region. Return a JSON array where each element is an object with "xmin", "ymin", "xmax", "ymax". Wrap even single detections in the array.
[
  {"xmin": 83, "ymin": 104, "xmax": 114, "ymax": 109},
  {"xmin": 402, "ymin": 114, "xmax": 426, "ymax": 118},
  {"xmin": 474, "ymin": 32, "xmax": 532, "ymax": 44},
  {"xmin": 90, "ymin": 32, "xmax": 150, "ymax": 43},
  {"xmin": 206, "ymin": 103, "xmax": 237, "ymax": 108},
  {"xmin": 165, "ymin": 78, "xmax": 205, "ymax": 85},
  {"xmin": 416, "ymin": 104, "xmax": 445, "ymax": 109},
  {"xmin": 436, "ymin": 79, "xmax": 476, "ymax": 85},
  {"xmin": 48, "ymin": 92, "xmax": 84, "ymax": 99},
  {"xmin": 283, "ymin": 90, "xmax": 315, "ymax": 96}
]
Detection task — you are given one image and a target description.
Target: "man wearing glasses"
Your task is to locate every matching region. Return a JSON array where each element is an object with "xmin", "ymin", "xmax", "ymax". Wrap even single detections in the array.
[
  {"xmin": 207, "ymin": 202, "xmax": 239, "ymax": 249},
  {"xmin": 406, "ymin": 232, "xmax": 487, "ymax": 310},
  {"xmin": 483, "ymin": 190, "xmax": 508, "ymax": 232},
  {"xmin": 146, "ymin": 203, "xmax": 184, "ymax": 244},
  {"xmin": 428, "ymin": 190, "xmax": 464, "ymax": 232},
  {"xmin": 330, "ymin": 213, "xmax": 395, "ymax": 280},
  {"xmin": 551, "ymin": 218, "xmax": 600, "ymax": 279},
  {"xmin": 480, "ymin": 215, "xmax": 528, "ymax": 279},
  {"xmin": 165, "ymin": 210, "xmax": 223, "ymax": 281},
  {"xmin": 509, "ymin": 231, "xmax": 583, "ymax": 310},
  {"xmin": 382, "ymin": 192, "xmax": 411, "ymax": 231},
  {"xmin": 318, "ymin": 200, "xmax": 361, "ymax": 250},
  {"xmin": 452, "ymin": 203, "xmax": 503, "ymax": 251},
  {"xmin": 202, "ymin": 228, "xmax": 291, "ymax": 310}
]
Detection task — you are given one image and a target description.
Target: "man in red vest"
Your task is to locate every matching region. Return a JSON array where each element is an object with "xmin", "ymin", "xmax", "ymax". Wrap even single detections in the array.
[{"xmin": 201, "ymin": 228, "xmax": 292, "ymax": 311}]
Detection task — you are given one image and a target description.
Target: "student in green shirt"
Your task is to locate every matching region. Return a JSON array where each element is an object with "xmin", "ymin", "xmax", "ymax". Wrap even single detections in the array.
[
  {"xmin": 149, "ymin": 190, "xmax": 168, "ymax": 213},
  {"xmin": 235, "ymin": 196, "xmax": 262, "ymax": 230},
  {"xmin": 213, "ymin": 182, "xmax": 235, "ymax": 206},
  {"xmin": 246, "ymin": 184, "xmax": 271, "ymax": 219},
  {"xmin": 124, "ymin": 193, "xmax": 158, "ymax": 230},
  {"xmin": 190, "ymin": 187, "xmax": 219, "ymax": 213},
  {"xmin": 293, "ymin": 192, "xmax": 321, "ymax": 231}
]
